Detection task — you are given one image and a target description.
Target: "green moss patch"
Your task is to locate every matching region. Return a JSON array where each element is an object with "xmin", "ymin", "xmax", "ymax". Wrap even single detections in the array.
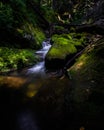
[
  {"xmin": 17, "ymin": 23, "xmax": 45, "ymax": 49},
  {"xmin": 70, "ymin": 38, "xmax": 104, "ymax": 83},
  {"xmin": 68, "ymin": 38, "xmax": 104, "ymax": 103},
  {"xmin": 46, "ymin": 33, "xmax": 86, "ymax": 59}
]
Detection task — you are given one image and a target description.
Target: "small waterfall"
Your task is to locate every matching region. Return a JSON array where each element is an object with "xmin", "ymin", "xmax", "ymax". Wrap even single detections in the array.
[
  {"xmin": 42, "ymin": 41, "xmax": 47, "ymax": 48},
  {"xmin": 36, "ymin": 40, "xmax": 51, "ymax": 59},
  {"xmin": 27, "ymin": 39, "xmax": 51, "ymax": 76}
]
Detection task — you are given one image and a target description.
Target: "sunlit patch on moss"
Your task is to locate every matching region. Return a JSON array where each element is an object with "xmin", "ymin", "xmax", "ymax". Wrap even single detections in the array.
[
  {"xmin": 71, "ymin": 53, "xmax": 88, "ymax": 72},
  {"xmin": 47, "ymin": 43, "xmax": 77, "ymax": 59},
  {"xmin": 75, "ymin": 61, "xmax": 84, "ymax": 70}
]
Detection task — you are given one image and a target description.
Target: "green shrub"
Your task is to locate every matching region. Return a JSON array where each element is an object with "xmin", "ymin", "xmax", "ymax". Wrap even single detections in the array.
[
  {"xmin": 0, "ymin": 47, "xmax": 37, "ymax": 72},
  {"xmin": 0, "ymin": 2, "xmax": 13, "ymax": 29}
]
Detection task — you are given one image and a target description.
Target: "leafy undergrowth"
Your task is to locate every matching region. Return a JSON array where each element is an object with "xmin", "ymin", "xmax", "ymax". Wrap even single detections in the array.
[
  {"xmin": 46, "ymin": 33, "xmax": 86, "ymax": 59},
  {"xmin": 0, "ymin": 47, "xmax": 38, "ymax": 72}
]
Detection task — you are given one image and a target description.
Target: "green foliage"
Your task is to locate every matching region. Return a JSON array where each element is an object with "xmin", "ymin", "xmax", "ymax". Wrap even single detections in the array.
[
  {"xmin": 0, "ymin": 47, "xmax": 37, "ymax": 72},
  {"xmin": 0, "ymin": 1, "xmax": 46, "ymax": 49},
  {"xmin": 72, "ymin": 0, "xmax": 95, "ymax": 24},
  {"xmin": 9, "ymin": 0, "xmax": 27, "ymax": 25},
  {"xmin": 41, "ymin": 6, "xmax": 57, "ymax": 22},
  {"xmin": 0, "ymin": 2, "xmax": 13, "ymax": 29},
  {"xmin": 54, "ymin": 26, "xmax": 65, "ymax": 31}
]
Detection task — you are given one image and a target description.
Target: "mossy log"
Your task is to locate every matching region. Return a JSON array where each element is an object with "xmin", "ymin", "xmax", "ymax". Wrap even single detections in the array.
[
  {"xmin": 76, "ymin": 19, "xmax": 104, "ymax": 35},
  {"xmin": 54, "ymin": 19, "xmax": 104, "ymax": 35}
]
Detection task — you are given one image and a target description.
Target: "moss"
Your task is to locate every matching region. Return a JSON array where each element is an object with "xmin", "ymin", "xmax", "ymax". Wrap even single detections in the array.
[
  {"xmin": 69, "ymin": 38, "xmax": 104, "ymax": 103},
  {"xmin": 54, "ymin": 26, "xmax": 65, "ymax": 31},
  {"xmin": 58, "ymin": 38, "xmax": 104, "ymax": 129},
  {"xmin": 46, "ymin": 33, "xmax": 86, "ymax": 59},
  {"xmin": 33, "ymin": 27, "xmax": 45, "ymax": 46},
  {"xmin": 53, "ymin": 26, "xmax": 66, "ymax": 33},
  {"xmin": 47, "ymin": 42, "xmax": 77, "ymax": 59},
  {"xmin": 17, "ymin": 23, "xmax": 45, "ymax": 49},
  {"xmin": 70, "ymin": 39, "xmax": 104, "ymax": 81}
]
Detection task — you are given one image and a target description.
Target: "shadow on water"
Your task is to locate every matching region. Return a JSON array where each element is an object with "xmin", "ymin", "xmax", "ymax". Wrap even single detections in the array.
[
  {"xmin": 0, "ymin": 83, "xmax": 26, "ymax": 130},
  {"xmin": 0, "ymin": 74, "xmax": 104, "ymax": 130},
  {"xmin": 0, "ymin": 75, "xmax": 71, "ymax": 130},
  {"xmin": 0, "ymin": 75, "xmax": 44, "ymax": 130}
]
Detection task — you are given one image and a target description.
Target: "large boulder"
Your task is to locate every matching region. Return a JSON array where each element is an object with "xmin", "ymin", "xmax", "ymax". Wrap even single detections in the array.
[{"xmin": 45, "ymin": 33, "xmax": 86, "ymax": 69}]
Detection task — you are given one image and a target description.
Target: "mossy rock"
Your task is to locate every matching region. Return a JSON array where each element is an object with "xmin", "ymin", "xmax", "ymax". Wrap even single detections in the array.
[
  {"xmin": 69, "ymin": 37, "xmax": 104, "ymax": 96},
  {"xmin": 64, "ymin": 38, "xmax": 104, "ymax": 128},
  {"xmin": 17, "ymin": 23, "xmax": 46, "ymax": 49},
  {"xmin": 45, "ymin": 33, "xmax": 86, "ymax": 69}
]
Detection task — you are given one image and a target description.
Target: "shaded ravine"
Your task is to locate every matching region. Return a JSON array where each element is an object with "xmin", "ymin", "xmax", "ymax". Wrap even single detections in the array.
[
  {"xmin": 0, "ymin": 39, "xmax": 81, "ymax": 130},
  {"xmin": 0, "ymin": 38, "xmax": 103, "ymax": 130},
  {"xmin": 0, "ymin": 39, "xmax": 72, "ymax": 130}
]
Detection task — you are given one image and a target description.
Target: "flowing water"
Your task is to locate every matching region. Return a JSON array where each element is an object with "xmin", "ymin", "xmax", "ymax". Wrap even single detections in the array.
[
  {"xmin": 0, "ymin": 40, "xmax": 52, "ymax": 130},
  {"xmin": 27, "ymin": 40, "xmax": 51, "ymax": 79}
]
